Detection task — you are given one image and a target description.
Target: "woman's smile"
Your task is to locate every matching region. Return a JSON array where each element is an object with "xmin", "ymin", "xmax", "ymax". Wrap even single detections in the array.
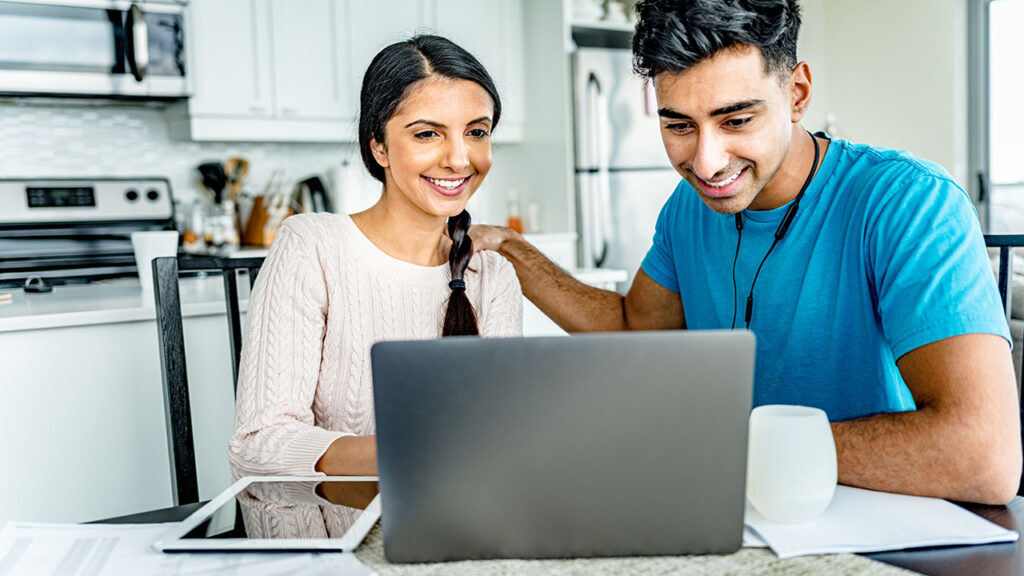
[{"xmin": 422, "ymin": 174, "xmax": 473, "ymax": 197}]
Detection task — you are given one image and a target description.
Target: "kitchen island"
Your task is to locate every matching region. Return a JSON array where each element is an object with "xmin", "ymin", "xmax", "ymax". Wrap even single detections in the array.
[
  {"xmin": 0, "ymin": 262, "xmax": 624, "ymax": 526},
  {"xmin": 0, "ymin": 276, "xmax": 248, "ymax": 526}
]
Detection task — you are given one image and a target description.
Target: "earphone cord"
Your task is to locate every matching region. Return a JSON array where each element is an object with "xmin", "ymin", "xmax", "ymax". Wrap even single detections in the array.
[
  {"xmin": 729, "ymin": 216, "xmax": 743, "ymax": 329},
  {"xmin": 732, "ymin": 131, "xmax": 821, "ymax": 329}
]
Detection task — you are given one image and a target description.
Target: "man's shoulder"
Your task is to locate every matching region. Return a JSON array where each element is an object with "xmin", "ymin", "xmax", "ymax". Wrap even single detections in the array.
[{"xmin": 832, "ymin": 139, "xmax": 962, "ymax": 196}]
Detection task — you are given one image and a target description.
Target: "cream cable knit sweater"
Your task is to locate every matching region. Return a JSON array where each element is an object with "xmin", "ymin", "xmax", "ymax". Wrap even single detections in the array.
[{"xmin": 229, "ymin": 212, "xmax": 523, "ymax": 537}]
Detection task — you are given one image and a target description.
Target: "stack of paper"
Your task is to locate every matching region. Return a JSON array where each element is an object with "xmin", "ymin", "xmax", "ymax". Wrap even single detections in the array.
[
  {"xmin": 0, "ymin": 522, "xmax": 375, "ymax": 576},
  {"xmin": 744, "ymin": 485, "xmax": 1019, "ymax": 558}
]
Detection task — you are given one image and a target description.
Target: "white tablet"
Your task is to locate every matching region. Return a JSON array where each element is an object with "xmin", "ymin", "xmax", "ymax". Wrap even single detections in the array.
[{"xmin": 153, "ymin": 476, "xmax": 381, "ymax": 552}]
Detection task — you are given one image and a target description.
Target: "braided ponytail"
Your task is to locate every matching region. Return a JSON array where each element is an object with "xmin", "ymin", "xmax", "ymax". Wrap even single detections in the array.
[{"xmin": 443, "ymin": 209, "xmax": 479, "ymax": 337}]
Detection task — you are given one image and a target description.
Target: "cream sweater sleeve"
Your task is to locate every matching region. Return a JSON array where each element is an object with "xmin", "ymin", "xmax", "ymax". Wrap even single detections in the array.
[
  {"xmin": 480, "ymin": 251, "xmax": 524, "ymax": 337},
  {"xmin": 228, "ymin": 217, "xmax": 348, "ymax": 477}
]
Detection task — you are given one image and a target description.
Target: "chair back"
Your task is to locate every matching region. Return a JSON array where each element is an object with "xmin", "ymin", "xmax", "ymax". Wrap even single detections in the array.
[
  {"xmin": 152, "ymin": 254, "xmax": 264, "ymax": 506},
  {"xmin": 984, "ymin": 234, "xmax": 1024, "ymax": 495}
]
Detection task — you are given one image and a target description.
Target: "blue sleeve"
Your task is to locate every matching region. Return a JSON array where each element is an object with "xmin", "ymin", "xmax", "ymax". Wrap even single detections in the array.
[
  {"xmin": 866, "ymin": 162, "xmax": 1010, "ymax": 359},
  {"xmin": 640, "ymin": 182, "xmax": 685, "ymax": 293}
]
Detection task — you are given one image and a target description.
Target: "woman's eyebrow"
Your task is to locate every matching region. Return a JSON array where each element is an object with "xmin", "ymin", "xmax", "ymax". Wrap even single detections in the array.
[
  {"xmin": 405, "ymin": 119, "xmax": 446, "ymax": 129},
  {"xmin": 404, "ymin": 116, "xmax": 492, "ymax": 129}
]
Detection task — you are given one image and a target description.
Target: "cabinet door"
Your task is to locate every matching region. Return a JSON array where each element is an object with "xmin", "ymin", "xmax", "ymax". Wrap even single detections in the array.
[
  {"xmin": 431, "ymin": 0, "xmax": 523, "ymax": 139},
  {"xmin": 346, "ymin": 0, "xmax": 423, "ymax": 90},
  {"xmin": 187, "ymin": 0, "xmax": 272, "ymax": 116},
  {"xmin": 269, "ymin": 0, "xmax": 352, "ymax": 119}
]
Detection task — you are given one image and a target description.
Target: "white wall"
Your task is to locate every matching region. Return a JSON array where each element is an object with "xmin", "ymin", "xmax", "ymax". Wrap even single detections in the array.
[{"xmin": 797, "ymin": 0, "xmax": 968, "ymax": 187}]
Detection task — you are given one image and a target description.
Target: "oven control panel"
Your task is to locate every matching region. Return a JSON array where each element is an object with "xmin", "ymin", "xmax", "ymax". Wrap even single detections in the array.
[{"xmin": 0, "ymin": 178, "xmax": 174, "ymax": 224}]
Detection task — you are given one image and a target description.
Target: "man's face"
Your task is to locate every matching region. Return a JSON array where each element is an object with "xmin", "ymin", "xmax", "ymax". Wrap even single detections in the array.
[{"xmin": 654, "ymin": 45, "xmax": 800, "ymax": 214}]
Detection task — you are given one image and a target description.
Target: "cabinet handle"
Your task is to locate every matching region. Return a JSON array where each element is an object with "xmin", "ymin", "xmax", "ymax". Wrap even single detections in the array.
[
  {"xmin": 250, "ymin": 106, "xmax": 267, "ymax": 112},
  {"xmin": 280, "ymin": 107, "xmax": 298, "ymax": 115}
]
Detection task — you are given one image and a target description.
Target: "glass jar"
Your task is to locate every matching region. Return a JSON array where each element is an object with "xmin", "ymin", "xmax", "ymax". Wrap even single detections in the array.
[{"xmin": 202, "ymin": 200, "xmax": 240, "ymax": 254}]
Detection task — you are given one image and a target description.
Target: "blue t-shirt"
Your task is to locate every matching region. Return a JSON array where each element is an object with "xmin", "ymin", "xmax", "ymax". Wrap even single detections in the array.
[{"xmin": 641, "ymin": 135, "xmax": 1010, "ymax": 422}]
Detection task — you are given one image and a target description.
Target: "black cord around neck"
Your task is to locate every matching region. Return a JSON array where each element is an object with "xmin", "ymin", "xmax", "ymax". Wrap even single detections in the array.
[{"xmin": 730, "ymin": 131, "xmax": 821, "ymax": 329}]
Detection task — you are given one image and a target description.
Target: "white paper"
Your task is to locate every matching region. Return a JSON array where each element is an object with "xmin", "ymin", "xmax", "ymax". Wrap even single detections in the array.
[
  {"xmin": 744, "ymin": 485, "xmax": 1019, "ymax": 559},
  {"xmin": 0, "ymin": 522, "xmax": 376, "ymax": 576},
  {"xmin": 742, "ymin": 526, "xmax": 769, "ymax": 548}
]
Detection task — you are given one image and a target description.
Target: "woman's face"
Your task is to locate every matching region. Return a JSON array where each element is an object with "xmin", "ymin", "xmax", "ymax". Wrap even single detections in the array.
[{"xmin": 371, "ymin": 76, "xmax": 495, "ymax": 220}]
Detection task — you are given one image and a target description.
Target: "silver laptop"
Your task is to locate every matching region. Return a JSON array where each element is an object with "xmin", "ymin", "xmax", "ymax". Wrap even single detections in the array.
[{"xmin": 371, "ymin": 330, "xmax": 756, "ymax": 563}]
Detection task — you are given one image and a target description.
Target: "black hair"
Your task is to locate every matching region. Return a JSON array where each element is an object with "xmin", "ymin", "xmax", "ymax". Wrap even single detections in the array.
[
  {"xmin": 632, "ymin": 0, "xmax": 802, "ymax": 80},
  {"xmin": 357, "ymin": 34, "xmax": 500, "ymax": 337}
]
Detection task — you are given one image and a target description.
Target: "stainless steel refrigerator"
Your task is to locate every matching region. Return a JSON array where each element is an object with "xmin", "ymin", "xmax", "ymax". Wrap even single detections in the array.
[{"xmin": 573, "ymin": 47, "xmax": 682, "ymax": 292}]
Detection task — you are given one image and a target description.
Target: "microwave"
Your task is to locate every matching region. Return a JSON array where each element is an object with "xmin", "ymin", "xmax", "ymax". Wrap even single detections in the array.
[{"xmin": 0, "ymin": 0, "xmax": 189, "ymax": 99}]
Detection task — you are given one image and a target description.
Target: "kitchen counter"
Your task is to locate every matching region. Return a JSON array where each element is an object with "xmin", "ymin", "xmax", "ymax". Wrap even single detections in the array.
[
  {"xmin": 0, "ymin": 264, "xmax": 627, "ymax": 335},
  {"xmin": 0, "ymin": 275, "xmax": 250, "ymax": 333}
]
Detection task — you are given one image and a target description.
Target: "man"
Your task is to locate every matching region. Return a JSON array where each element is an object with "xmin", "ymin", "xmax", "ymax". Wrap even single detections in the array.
[{"xmin": 472, "ymin": 0, "xmax": 1021, "ymax": 505}]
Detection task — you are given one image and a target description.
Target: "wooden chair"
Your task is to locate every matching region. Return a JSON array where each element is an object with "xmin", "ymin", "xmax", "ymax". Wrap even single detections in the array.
[
  {"xmin": 152, "ymin": 254, "xmax": 264, "ymax": 506},
  {"xmin": 984, "ymin": 234, "xmax": 1024, "ymax": 495}
]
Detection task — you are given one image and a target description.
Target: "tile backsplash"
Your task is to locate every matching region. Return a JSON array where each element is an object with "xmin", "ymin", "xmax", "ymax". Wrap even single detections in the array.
[
  {"xmin": 0, "ymin": 101, "xmax": 353, "ymax": 205},
  {"xmin": 0, "ymin": 101, "xmax": 510, "ymax": 224}
]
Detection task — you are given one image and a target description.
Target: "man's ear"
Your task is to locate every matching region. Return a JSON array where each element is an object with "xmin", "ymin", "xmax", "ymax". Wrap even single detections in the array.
[
  {"xmin": 370, "ymin": 136, "xmax": 389, "ymax": 169},
  {"xmin": 789, "ymin": 61, "xmax": 812, "ymax": 123}
]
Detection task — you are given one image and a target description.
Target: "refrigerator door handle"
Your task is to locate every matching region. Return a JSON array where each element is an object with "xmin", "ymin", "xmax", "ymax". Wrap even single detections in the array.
[{"xmin": 586, "ymin": 72, "xmax": 610, "ymax": 268}]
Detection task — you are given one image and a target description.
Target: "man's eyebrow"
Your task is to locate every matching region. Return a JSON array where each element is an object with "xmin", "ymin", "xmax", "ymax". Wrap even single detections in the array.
[
  {"xmin": 658, "ymin": 108, "xmax": 692, "ymax": 120},
  {"xmin": 657, "ymin": 99, "xmax": 765, "ymax": 121},
  {"xmin": 710, "ymin": 100, "xmax": 764, "ymax": 116}
]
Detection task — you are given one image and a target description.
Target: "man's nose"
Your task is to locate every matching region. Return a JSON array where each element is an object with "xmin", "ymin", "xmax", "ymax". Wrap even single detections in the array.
[{"xmin": 691, "ymin": 133, "xmax": 730, "ymax": 181}]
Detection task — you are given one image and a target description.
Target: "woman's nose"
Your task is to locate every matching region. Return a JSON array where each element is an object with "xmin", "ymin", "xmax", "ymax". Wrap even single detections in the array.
[{"xmin": 441, "ymin": 137, "xmax": 471, "ymax": 171}]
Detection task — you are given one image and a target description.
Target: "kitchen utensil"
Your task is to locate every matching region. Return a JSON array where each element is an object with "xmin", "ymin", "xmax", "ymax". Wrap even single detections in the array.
[
  {"xmin": 197, "ymin": 162, "xmax": 227, "ymax": 204},
  {"xmin": 225, "ymin": 157, "xmax": 250, "ymax": 203}
]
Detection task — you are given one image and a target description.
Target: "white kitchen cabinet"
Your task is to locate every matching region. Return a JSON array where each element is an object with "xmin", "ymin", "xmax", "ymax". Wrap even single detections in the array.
[
  {"xmin": 429, "ymin": 0, "xmax": 524, "ymax": 140},
  {"xmin": 186, "ymin": 0, "xmax": 272, "ymax": 118},
  {"xmin": 344, "ymin": 0, "xmax": 523, "ymax": 140},
  {"xmin": 0, "ymin": 279, "xmax": 243, "ymax": 524},
  {"xmin": 171, "ymin": 0, "xmax": 356, "ymax": 142},
  {"xmin": 270, "ymin": 0, "xmax": 352, "ymax": 120},
  {"xmin": 346, "ymin": 0, "xmax": 423, "ymax": 89},
  {"xmin": 174, "ymin": 0, "xmax": 525, "ymax": 143}
]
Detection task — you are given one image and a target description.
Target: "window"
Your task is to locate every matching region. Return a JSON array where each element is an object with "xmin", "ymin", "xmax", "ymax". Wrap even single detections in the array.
[{"xmin": 986, "ymin": 0, "xmax": 1024, "ymax": 232}]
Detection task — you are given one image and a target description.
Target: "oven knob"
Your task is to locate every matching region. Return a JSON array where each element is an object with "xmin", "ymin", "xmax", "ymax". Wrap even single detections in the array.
[
  {"xmin": 125, "ymin": 189, "xmax": 139, "ymax": 202},
  {"xmin": 147, "ymin": 189, "xmax": 160, "ymax": 201}
]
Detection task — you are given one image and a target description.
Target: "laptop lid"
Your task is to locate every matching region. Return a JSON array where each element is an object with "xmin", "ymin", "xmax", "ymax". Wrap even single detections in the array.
[{"xmin": 371, "ymin": 330, "xmax": 755, "ymax": 562}]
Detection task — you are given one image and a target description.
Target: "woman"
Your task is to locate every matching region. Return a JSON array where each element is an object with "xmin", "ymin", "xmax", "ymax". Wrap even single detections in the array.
[{"xmin": 228, "ymin": 35, "xmax": 523, "ymax": 537}]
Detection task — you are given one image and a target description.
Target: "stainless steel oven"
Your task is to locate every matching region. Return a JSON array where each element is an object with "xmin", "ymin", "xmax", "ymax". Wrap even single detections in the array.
[
  {"xmin": 0, "ymin": 0, "xmax": 189, "ymax": 99},
  {"xmin": 0, "ymin": 177, "xmax": 176, "ymax": 287}
]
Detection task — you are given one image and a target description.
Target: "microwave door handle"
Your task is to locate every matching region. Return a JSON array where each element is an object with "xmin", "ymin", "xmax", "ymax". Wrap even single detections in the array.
[
  {"xmin": 126, "ymin": 3, "xmax": 149, "ymax": 82},
  {"xmin": 107, "ymin": 9, "xmax": 127, "ymax": 74}
]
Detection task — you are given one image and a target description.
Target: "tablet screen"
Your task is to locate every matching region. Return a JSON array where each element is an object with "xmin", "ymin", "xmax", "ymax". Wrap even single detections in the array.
[{"xmin": 182, "ymin": 478, "xmax": 379, "ymax": 542}]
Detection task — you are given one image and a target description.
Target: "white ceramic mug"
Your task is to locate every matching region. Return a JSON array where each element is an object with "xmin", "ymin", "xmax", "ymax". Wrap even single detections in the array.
[
  {"xmin": 747, "ymin": 404, "xmax": 838, "ymax": 523},
  {"xmin": 131, "ymin": 230, "xmax": 179, "ymax": 307}
]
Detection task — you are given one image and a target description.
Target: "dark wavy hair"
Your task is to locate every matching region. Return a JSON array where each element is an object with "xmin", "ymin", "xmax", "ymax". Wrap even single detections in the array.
[
  {"xmin": 632, "ymin": 0, "xmax": 802, "ymax": 80},
  {"xmin": 358, "ymin": 35, "xmax": 501, "ymax": 337}
]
